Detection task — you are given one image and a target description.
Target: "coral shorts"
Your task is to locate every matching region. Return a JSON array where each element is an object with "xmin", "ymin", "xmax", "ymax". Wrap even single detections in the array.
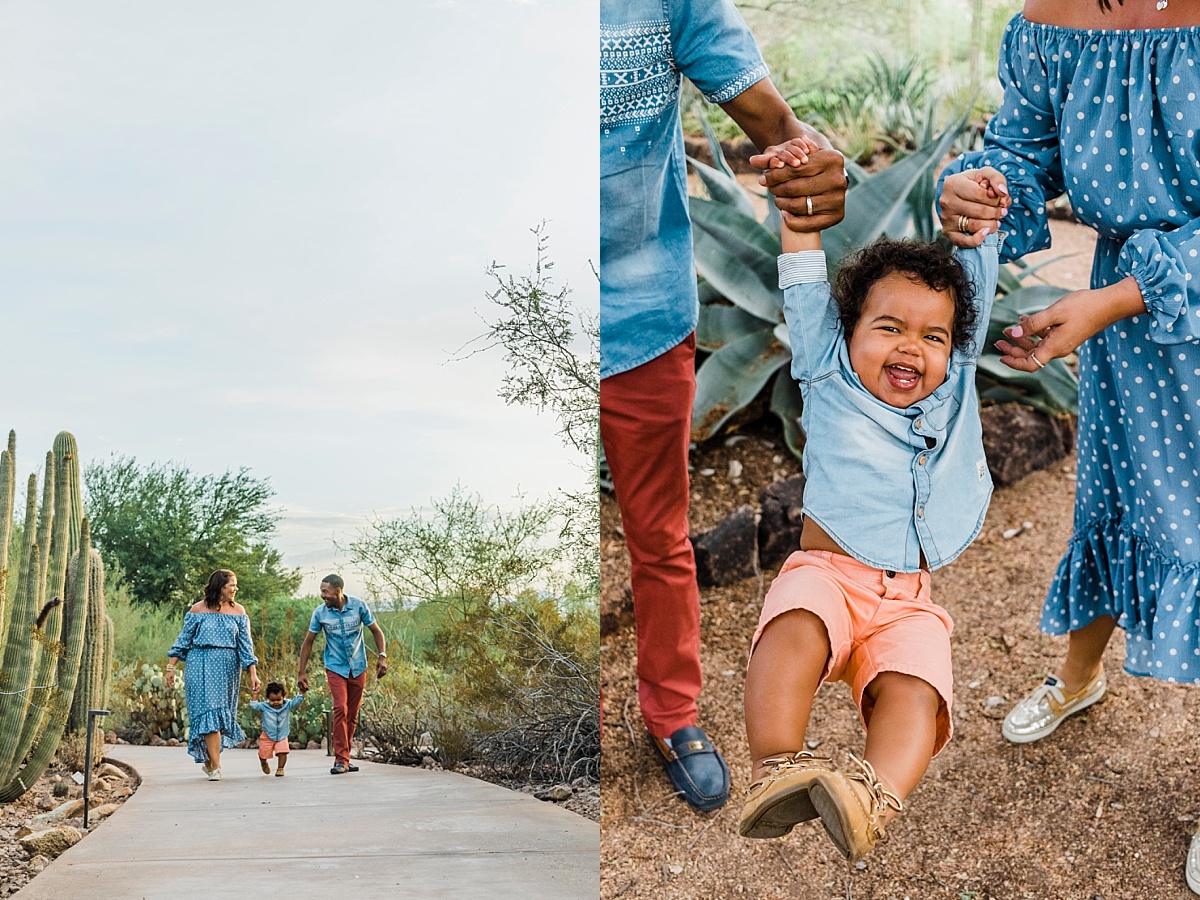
[
  {"xmin": 257, "ymin": 734, "xmax": 290, "ymax": 759},
  {"xmin": 751, "ymin": 550, "xmax": 955, "ymax": 755}
]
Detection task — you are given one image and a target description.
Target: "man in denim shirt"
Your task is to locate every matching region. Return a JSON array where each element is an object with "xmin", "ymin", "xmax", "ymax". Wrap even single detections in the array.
[
  {"xmin": 600, "ymin": 0, "xmax": 847, "ymax": 812},
  {"xmin": 298, "ymin": 574, "xmax": 387, "ymax": 775}
]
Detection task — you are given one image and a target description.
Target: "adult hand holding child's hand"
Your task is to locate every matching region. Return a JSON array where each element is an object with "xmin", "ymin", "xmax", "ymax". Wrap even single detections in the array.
[
  {"xmin": 938, "ymin": 167, "xmax": 1010, "ymax": 248},
  {"xmin": 753, "ymin": 128, "xmax": 847, "ymax": 232}
]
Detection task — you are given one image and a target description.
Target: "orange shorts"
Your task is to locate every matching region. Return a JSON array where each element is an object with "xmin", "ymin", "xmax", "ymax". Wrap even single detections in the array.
[
  {"xmin": 257, "ymin": 733, "xmax": 290, "ymax": 759},
  {"xmin": 751, "ymin": 550, "xmax": 955, "ymax": 756}
]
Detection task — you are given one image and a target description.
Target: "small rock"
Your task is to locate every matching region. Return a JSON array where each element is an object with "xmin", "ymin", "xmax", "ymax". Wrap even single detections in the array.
[
  {"xmin": 148, "ymin": 735, "xmax": 166, "ymax": 747},
  {"xmin": 983, "ymin": 696, "xmax": 1005, "ymax": 709},
  {"xmin": 104, "ymin": 731, "xmax": 117, "ymax": 744},
  {"xmin": 668, "ymin": 865, "xmax": 683, "ymax": 875},
  {"xmin": 534, "ymin": 784, "xmax": 573, "ymax": 801},
  {"xmin": 724, "ymin": 435, "xmax": 748, "ymax": 447},
  {"xmin": 31, "ymin": 798, "xmax": 85, "ymax": 827},
  {"xmin": 15, "ymin": 826, "xmax": 33, "ymax": 839},
  {"xmin": 699, "ymin": 468, "xmax": 716, "ymax": 477},
  {"xmin": 26, "ymin": 855, "xmax": 49, "ymax": 872},
  {"xmin": 855, "ymin": 861, "xmax": 867, "ymax": 871},
  {"xmin": 98, "ymin": 763, "xmax": 125, "ymax": 781},
  {"xmin": 166, "ymin": 738, "xmax": 182, "ymax": 747},
  {"xmin": 757, "ymin": 475, "xmax": 807, "ymax": 570},
  {"xmin": 692, "ymin": 505, "xmax": 759, "ymax": 588},
  {"xmin": 805, "ymin": 739, "xmax": 821, "ymax": 750},
  {"xmin": 420, "ymin": 755, "xmax": 441, "ymax": 770},
  {"xmin": 1110, "ymin": 802, "xmax": 1125, "ymax": 810},
  {"xmin": 306, "ymin": 741, "xmax": 320, "ymax": 750},
  {"xmin": 89, "ymin": 803, "xmax": 121, "ymax": 821},
  {"xmin": 1002, "ymin": 527, "xmax": 1021, "ymax": 540},
  {"xmin": 111, "ymin": 786, "xmax": 133, "ymax": 799},
  {"xmin": 35, "ymin": 797, "xmax": 54, "ymax": 810},
  {"xmin": 721, "ymin": 670, "xmax": 736, "ymax": 677},
  {"xmin": 1149, "ymin": 727, "xmax": 1161, "ymax": 739},
  {"xmin": 19, "ymin": 825, "xmax": 82, "ymax": 859},
  {"xmin": 727, "ymin": 460, "xmax": 743, "ymax": 481},
  {"xmin": 92, "ymin": 777, "xmax": 110, "ymax": 792}
]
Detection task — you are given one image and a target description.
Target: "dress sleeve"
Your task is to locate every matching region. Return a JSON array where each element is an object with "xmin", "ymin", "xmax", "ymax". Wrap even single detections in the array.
[
  {"xmin": 953, "ymin": 231, "xmax": 1003, "ymax": 359},
  {"xmin": 669, "ymin": 0, "xmax": 768, "ymax": 104},
  {"xmin": 1115, "ymin": 222, "xmax": 1200, "ymax": 344},
  {"xmin": 167, "ymin": 614, "xmax": 199, "ymax": 661},
  {"xmin": 778, "ymin": 251, "xmax": 840, "ymax": 383},
  {"xmin": 938, "ymin": 18, "xmax": 1061, "ymax": 262},
  {"xmin": 236, "ymin": 615, "xmax": 259, "ymax": 670}
]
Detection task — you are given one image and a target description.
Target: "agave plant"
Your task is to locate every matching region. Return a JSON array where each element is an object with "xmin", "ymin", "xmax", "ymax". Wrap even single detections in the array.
[{"xmin": 687, "ymin": 103, "xmax": 1079, "ymax": 460}]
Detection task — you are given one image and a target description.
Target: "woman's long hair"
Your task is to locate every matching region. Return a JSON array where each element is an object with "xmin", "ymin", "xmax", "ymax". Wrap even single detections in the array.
[
  {"xmin": 1097, "ymin": 0, "xmax": 1122, "ymax": 10},
  {"xmin": 203, "ymin": 569, "xmax": 236, "ymax": 609}
]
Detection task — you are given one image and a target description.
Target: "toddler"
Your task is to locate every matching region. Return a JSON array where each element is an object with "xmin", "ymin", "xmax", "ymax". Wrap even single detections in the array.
[
  {"xmin": 249, "ymin": 682, "xmax": 305, "ymax": 776},
  {"xmin": 739, "ymin": 139, "xmax": 1000, "ymax": 861}
]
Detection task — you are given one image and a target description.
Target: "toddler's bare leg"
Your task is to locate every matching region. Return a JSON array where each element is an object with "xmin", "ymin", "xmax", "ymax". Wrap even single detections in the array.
[
  {"xmin": 276, "ymin": 752, "xmax": 288, "ymax": 773},
  {"xmin": 744, "ymin": 609, "xmax": 831, "ymax": 781},
  {"xmin": 861, "ymin": 672, "xmax": 940, "ymax": 826},
  {"xmin": 1059, "ymin": 614, "xmax": 1116, "ymax": 693}
]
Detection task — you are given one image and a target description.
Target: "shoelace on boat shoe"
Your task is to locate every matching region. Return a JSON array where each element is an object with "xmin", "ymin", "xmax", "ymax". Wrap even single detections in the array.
[{"xmin": 844, "ymin": 753, "xmax": 904, "ymax": 840}]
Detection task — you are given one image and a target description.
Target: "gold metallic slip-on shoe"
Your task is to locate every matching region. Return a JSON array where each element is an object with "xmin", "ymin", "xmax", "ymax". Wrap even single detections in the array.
[{"xmin": 1001, "ymin": 668, "xmax": 1106, "ymax": 744}]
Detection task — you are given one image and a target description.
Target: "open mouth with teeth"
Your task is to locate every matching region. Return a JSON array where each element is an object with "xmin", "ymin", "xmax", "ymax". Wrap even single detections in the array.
[{"xmin": 884, "ymin": 364, "xmax": 922, "ymax": 392}]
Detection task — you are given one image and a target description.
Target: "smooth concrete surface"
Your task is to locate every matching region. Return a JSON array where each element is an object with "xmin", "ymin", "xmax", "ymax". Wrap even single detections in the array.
[{"xmin": 14, "ymin": 746, "xmax": 599, "ymax": 899}]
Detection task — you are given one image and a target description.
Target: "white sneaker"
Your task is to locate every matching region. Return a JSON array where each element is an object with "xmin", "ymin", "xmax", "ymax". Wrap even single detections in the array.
[
  {"xmin": 207, "ymin": 767, "xmax": 222, "ymax": 781},
  {"xmin": 1001, "ymin": 669, "xmax": 1106, "ymax": 744},
  {"xmin": 1187, "ymin": 829, "xmax": 1200, "ymax": 895}
]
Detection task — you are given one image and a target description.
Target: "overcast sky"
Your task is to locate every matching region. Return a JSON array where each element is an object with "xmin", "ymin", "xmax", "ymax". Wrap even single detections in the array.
[{"xmin": 0, "ymin": 0, "xmax": 597, "ymax": 598}]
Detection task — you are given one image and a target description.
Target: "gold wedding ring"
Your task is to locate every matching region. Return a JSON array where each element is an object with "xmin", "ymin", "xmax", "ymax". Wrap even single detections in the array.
[
  {"xmin": 957, "ymin": 214, "xmax": 970, "ymax": 234},
  {"xmin": 1030, "ymin": 352, "xmax": 1046, "ymax": 369}
]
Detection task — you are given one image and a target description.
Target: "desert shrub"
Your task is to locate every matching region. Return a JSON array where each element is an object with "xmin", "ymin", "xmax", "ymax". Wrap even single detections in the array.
[
  {"xmin": 356, "ymin": 662, "xmax": 473, "ymax": 768},
  {"xmin": 126, "ymin": 663, "xmax": 187, "ymax": 743}
]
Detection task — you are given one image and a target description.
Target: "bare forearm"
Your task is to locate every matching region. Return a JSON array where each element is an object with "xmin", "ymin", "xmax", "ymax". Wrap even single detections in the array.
[{"xmin": 720, "ymin": 80, "xmax": 825, "ymax": 152}]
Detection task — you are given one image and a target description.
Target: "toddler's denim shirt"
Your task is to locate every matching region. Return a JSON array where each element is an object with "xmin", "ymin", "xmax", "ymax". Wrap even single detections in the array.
[{"xmin": 779, "ymin": 232, "xmax": 1001, "ymax": 572}]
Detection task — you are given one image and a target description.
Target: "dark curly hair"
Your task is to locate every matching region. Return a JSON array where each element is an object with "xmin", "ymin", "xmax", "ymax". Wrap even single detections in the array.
[
  {"xmin": 831, "ymin": 238, "xmax": 978, "ymax": 356},
  {"xmin": 202, "ymin": 569, "xmax": 236, "ymax": 610},
  {"xmin": 265, "ymin": 682, "xmax": 286, "ymax": 698}
]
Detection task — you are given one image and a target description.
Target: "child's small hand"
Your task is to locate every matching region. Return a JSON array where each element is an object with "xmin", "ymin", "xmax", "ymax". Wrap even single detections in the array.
[{"xmin": 751, "ymin": 137, "xmax": 821, "ymax": 170}]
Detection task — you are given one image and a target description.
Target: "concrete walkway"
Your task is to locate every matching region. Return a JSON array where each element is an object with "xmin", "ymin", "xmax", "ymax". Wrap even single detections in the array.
[{"xmin": 14, "ymin": 746, "xmax": 598, "ymax": 899}]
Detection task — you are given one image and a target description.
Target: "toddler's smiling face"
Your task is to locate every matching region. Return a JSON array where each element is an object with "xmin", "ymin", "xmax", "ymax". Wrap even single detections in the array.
[{"xmin": 847, "ymin": 272, "xmax": 956, "ymax": 408}]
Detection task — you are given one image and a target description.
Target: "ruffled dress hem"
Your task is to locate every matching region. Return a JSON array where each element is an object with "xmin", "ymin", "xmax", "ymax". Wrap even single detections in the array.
[
  {"xmin": 1040, "ymin": 514, "xmax": 1200, "ymax": 684},
  {"xmin": 186, "ymin": 709, "xmax": 246, "ymax": 764}
]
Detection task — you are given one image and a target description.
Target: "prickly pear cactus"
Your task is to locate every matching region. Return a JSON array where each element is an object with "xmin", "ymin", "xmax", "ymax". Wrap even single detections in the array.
[{"xmin": 129, "ymin": 663, "xmax": 188, "ymax": 742}]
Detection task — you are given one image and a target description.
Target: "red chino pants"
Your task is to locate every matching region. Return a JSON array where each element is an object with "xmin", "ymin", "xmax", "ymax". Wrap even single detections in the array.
[
  {"xmin": 599, "ymin": 333, "xmax": 702, "ymax": 739},
  {"xmin": 326, "ymin": 669, "xmax": 366, "ymax": 765}
]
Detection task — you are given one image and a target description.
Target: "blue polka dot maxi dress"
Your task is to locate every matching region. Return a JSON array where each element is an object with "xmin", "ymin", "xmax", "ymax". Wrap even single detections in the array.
[
  {"xmin": 943, "ymin": 15, "xmax": 1200, "ymax": 684},
  {"xmin": 168, "ymin": 612, "xmax": 258, "ymax": 764}
]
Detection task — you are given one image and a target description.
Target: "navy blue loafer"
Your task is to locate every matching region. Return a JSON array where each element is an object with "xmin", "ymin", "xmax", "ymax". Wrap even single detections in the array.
[{"xmin": 651, "ymin": 725, "xmax": 730, "ymax": 812}]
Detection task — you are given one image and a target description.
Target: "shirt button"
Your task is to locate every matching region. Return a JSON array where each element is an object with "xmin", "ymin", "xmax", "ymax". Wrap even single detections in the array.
[
  {"xmin": 915, "ymin": 419, "xmax": 923, "ymax": 430},
  {"xmin": 917, "ymin": 507, "xmax": 924, "ymax": 518},
  {"xmin": 918, "ymin": 455, "xmax": 927, "ymax": 466}
]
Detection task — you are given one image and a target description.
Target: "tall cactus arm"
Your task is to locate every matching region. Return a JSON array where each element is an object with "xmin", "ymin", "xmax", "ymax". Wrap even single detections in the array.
[{"xmin": 0, "ymin": 521, "xmax": 95, "ymax": 800}]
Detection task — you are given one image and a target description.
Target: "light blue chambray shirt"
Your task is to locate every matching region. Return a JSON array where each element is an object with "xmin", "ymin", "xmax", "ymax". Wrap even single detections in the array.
[
  {"xmin": 779, "ymin": 233, "xmax": 1001, "ymax": 572},
  {"xmin": 308, "ymin": 597, "xmax": 376, "ymax": 679},
  {"xmin": 247, "ymin": 694, "xmax": 305, "ymax": 742},
  {"xmin": 600, "ymin": 0, "xmax": 768, "ymax": 378}
]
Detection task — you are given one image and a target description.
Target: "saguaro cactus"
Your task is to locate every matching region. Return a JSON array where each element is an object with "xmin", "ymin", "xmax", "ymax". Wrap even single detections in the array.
[
  {"xmin": 0, "ymin": 519, "xmax": 95, "ymax": 801},
  {"xmin": 0, "ymin": 430, "xmax": 105, "ymax": 802}
]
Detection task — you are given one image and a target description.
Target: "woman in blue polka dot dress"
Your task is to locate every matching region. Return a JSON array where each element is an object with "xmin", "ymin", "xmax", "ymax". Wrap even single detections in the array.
[
  {"xmin": 939, "ymin": 1, "xmax": 1200, "ymax": 890},
  {"xmin": 165, "ymin": 570, "xmax": 261, "ymax": 781}
]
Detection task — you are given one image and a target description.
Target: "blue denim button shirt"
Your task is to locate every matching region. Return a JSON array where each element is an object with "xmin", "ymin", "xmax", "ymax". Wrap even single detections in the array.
[
  {"xmin": 308, "ymin": 597, "xmax": 376, "ymax": 679},
  {"xmin": 779, "ymin": 233, "xmax": 1001, "ymax": 572},
  {"xmin": 600, "ymin": 0, "xmax": 768, "ymax": 377},
  {"xmin": 248, "ymin": 694, "xmax": 305, "ymax": 742}
]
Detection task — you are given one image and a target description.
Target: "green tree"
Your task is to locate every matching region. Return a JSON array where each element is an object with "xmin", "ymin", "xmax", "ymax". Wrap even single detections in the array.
[{"xmin": 84, "ymin": 456, "xmax": 300, "ymax": 607}]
